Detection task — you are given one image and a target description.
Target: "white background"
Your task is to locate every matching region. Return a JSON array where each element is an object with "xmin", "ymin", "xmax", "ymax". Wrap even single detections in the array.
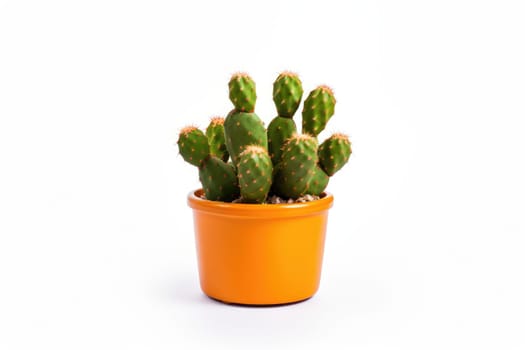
[{"xmin": 1, "ymin": 0, "xmax": 524, "ymax": 349}]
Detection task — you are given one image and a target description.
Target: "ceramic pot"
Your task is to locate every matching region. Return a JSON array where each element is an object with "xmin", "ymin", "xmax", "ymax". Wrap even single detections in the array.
[{"xmin": 187, "ymin": 189, "xmax": 334, "ymax": 305}]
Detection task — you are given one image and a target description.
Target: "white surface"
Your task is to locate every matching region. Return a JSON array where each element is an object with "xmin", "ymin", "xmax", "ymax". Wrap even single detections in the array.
[{"xmin": 1, "ymin": 0, "xmax": 524, "ymax": 349}]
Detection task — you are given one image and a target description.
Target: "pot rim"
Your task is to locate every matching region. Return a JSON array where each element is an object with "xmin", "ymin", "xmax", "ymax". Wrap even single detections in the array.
[{"xmin": 187, "ymin": 189, "xmax": 334, "ymax": 219}]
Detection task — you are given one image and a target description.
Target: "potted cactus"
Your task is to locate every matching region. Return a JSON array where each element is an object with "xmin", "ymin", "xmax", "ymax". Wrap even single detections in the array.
[{"xmin": 177, "ymin": 72, "xmax": 352, "ymax": 305}]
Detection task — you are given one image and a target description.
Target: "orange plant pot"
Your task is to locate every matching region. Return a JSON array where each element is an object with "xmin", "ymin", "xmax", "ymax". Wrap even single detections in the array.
[{"xmin": 187, "ymin": 189, "xmax": 334, "ymax": 305}]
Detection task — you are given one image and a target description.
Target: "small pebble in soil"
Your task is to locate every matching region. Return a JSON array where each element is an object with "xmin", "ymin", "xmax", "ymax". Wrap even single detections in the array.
[
  {"xmin": 199, "ymin": 192, "xmax": 320, "ymax": 204},
  {"xmin": 266, "ymin": 194, "xmax": 320, "ymax": 204}
]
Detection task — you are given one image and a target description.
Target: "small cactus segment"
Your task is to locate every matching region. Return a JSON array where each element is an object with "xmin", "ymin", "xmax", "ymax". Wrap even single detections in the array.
[
  {"xmin": 267, "ymin": 116, "xmax": 297, "ymax": 165},
  {"xmin": 206, "ymin": 117, "xmax": 229, "ymax": 162},
  {"xmin": 307, "ymin": 165, "xmax": 330, "ymax": 196},
  {"xmin": 238, "ymin": 146, "xmax": 273, "ymax": 203},
  {"xmin": 177, "ymin": 126, "xmax": 210, "ymax": 167},
  {"xmin": 228, "ymin": 73, "xmax": 256, "ymax": 112},
  {"xmin": 224, "ymin": 110, "xmax": 267, "ymax": 166},
  {"xmin": 199, "ymin": 156, "xmax": 239, "ymax": 202},
  {"xmin": 302, "ymin": 85, "xmax": 336, "ymax": 137},
  {"xmin": 318, "ymin": 133, "xmax": 352, "ymax": 176},
  {"xmin": 272, "ymin": 134, "xmax": 318, "ymax": 199},
  {"xmin": 273, "ymin": 72, "xmax": 303, "ymax": 118}
]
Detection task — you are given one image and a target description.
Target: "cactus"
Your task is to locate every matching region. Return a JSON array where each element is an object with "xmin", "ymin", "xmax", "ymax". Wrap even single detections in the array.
[
  {"xmin": 206, "ymin": 117, "xmax": 229, "ymax": 162},
  {"xmin": 272, "ymin": 71, "xmax": 303, "ymax": 118},
  {"xmin": 224, "ymin": 110, "xmax": 267, "ymax": 166},
  {"xmin": 318, "ymin": 133, "xmax": 352, "ymax": 176},
  {"xmin": 267, "ymin": 116, "xmax": 296, "ymax": 165},
  {"xmin": 237, "ymin": 145, "xmax": 273, "ymax": 203},
  {"xmin": 224, "ymin": 73, "xmax": 267, "ymax": 166},
  {"xmin": 267, "ymin": 72, "xmax": 303, "ymax": 165},
  {"xmin": 228, "ymin": 73, "xmax": 256, "ymax": 113},
  {"xmin": 199, "ymin": 156, "xmax": 239, "ymax": 202},
  {"xmin": 302, "ymin": 85, "xmax": 336, "ymax": 137},
  {"xmin": 177, "ymin": 126, "xmax": 239, "ymax": 202},
  {"xmin": 272, "ymin": 134, "xmax": 318, "ymax": 199},
  {"xmin": 176, "ymin": 72, "xmax": 352, "ymax": 203},
  {"xmin": 308, "ymin": 165, "xmax": 330, "ymax": 196},
  {"xmin": 177, "ymin": 126, "xmax": 209, "ymax": 167}
]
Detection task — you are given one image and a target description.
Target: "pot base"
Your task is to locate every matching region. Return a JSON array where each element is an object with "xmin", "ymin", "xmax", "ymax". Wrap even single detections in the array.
[{"xmin": 207, "ymin": 295, "xmax": 313, "ymax": 307}]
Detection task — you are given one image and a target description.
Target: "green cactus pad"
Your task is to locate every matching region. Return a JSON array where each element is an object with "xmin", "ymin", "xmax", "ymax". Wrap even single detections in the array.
[
  {"xmin": 302, "ymin": 85, "xmax": 336, "ymax": 137},
  {"xmin": 272, "ymin": 134, "xmax": 318, "ymax": 199},
  {"xmin": 224, "ymin": 110, "xmax": 267, "ymax": 166},
  {"xmin": 307, "ymin": 165, "xmax": 330, "ymax": 196},
  {"xmin": 267, "ymin": 116, "xmax": 297, "ymax": 165},
  {"xmin": 205, "ymin": 117, "xmax": 229, "ymax": 162},
  {"xmin": 272, "ymin": 71, "xmax": 303, "ymax": 118},
  {"xmin": 318, "ymin": 133, "xmax": 352, "ymax": 176},
  {"xmin": 238, "ymin": 146, "xmax": 273, "ymax": 203},
  {"xmin": 199, "ymin": 156, "xmax": 239, "ymax": 202},
  {"xmin": 228, "ymin": 73, "xmax": 256, "ymax": 112},
  {"xmin": 177, "ymin": 126, "xmax": 210, "ymax": 167}
]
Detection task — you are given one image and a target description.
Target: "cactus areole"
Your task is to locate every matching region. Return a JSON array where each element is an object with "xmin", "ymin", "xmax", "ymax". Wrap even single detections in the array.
[{"xmin": 176, "ymin": 72, "xmax": 352, "ymax": 203}]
